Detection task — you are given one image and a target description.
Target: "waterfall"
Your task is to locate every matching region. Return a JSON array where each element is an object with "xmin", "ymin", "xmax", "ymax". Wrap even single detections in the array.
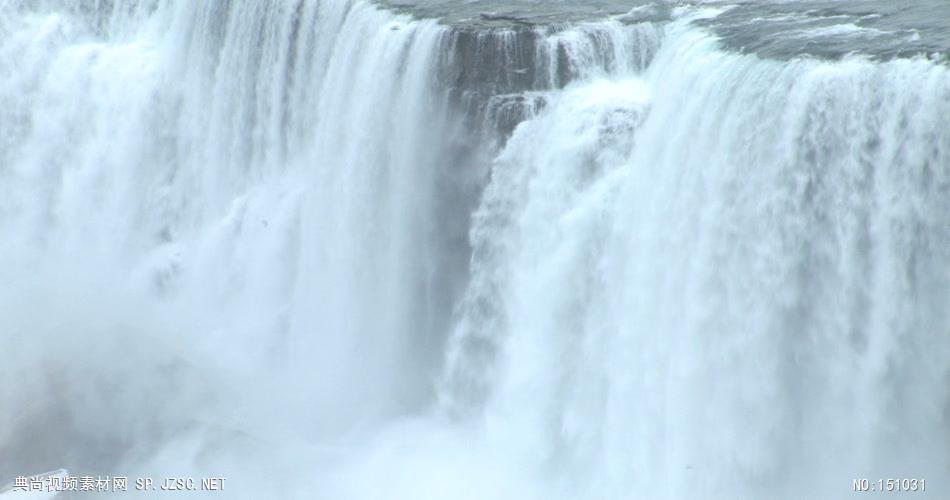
[
  {"xmin": 443, "ymin": 18, "xmax": 950, "ymax": 498},
  {"xmin": 1, "ymin": 1, "xmax": 947, "ymax": 499}
]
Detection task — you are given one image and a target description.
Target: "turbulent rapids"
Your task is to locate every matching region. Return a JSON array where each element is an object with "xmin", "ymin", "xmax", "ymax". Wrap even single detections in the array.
[{"xmin": 1, "ymin": 1, "xmax": 949, "ymax": 499}]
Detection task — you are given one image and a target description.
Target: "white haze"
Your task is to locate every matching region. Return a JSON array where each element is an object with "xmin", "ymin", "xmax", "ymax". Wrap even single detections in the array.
[{"xmin": 1, "ymin": 1, "xmax": 948, "ymax": 499}]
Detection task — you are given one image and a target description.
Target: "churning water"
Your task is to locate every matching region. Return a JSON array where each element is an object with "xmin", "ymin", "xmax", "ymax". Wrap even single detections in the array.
[{"xmin": 1, "ymin": 1, "xmax": 948, "ymax": 499}]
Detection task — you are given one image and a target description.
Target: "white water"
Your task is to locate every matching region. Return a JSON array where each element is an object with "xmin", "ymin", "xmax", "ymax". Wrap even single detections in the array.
[
  {"xmin": 444, "ymin": 20, "xmax": 950, "ymax": 498},
  {"xmin": 2, "ymin": 0, "xmax": 457, "ymax": 492},
  {"xmin": 2, "ymin": 1, "xmax": 948, "ymax": 499}
]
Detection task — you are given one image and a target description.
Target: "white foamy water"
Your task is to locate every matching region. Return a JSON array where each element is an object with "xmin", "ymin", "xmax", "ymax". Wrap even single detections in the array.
[{"xmin": 2, "ymin": 1, "xmax": 948, "ymax": 499}]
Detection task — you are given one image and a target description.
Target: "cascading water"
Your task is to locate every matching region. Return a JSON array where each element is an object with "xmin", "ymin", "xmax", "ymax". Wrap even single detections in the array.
[
  {"xmin": 1, "ymin": 1, "xmax": 948, "ymax": 499},
  {"xmin": 444, "ymin": 18, "xmax": 950, "ymax": 498}
]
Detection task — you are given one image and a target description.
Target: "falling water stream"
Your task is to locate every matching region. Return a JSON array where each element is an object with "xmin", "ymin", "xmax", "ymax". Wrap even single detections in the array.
[{"xmin": 1, "ymin": 1, "xmax": 948, "ymax": 499}]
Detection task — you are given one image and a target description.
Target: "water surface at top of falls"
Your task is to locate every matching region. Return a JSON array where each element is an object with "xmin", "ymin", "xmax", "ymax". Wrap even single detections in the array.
[
  {"xmin": 380, "ymin": 0, "xmax": 950, "ymax": 60},
  {"xmin": 378, "ymin": 0, "xmax": 662, "ymax": 27},
  {"xmin": 699, "ymin": 0, "xmax": 950, "ymax": 60}
]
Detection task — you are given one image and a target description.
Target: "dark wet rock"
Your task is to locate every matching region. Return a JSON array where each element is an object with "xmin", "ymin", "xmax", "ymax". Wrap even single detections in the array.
[{"xmin": 479, "ymin": 12, "xmax": 535, "ymax": 26}]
